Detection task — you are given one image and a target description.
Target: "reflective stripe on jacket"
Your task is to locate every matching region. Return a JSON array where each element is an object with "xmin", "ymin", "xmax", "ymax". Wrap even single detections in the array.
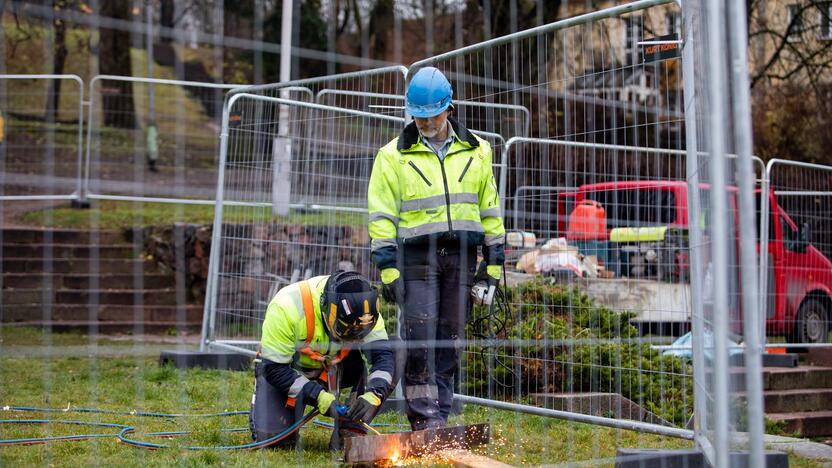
[{"xmin": 367, "ymin": 117, "xmax": 505, "ymax": 270}]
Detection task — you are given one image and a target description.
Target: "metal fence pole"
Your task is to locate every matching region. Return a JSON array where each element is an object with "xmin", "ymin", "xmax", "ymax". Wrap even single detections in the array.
[
  {"xmin": 727, "ymin": 1, "xmax": 765, "ymax": 464},
  {"xmin": 703, "ymin": 0, "xmax": 732, "ymax": 463}
]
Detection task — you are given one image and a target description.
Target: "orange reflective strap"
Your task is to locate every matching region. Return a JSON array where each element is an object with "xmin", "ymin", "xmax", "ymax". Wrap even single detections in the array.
[
  {"xmin": 297, "ymin": 279, "xmax": 351, "ymax": 365},
  {"xmin": 298, "ymin": 281, "xmax": 315, "ymax": 348},
  {"xmin": 297, "ymin": 281, "xmax": 325, "ymax": 361}
]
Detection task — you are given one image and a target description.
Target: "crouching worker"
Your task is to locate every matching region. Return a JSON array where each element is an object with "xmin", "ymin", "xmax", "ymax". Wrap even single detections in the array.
[{"xmin": 249, "ymin": 271, "xmax": 399, "ymax": 449}]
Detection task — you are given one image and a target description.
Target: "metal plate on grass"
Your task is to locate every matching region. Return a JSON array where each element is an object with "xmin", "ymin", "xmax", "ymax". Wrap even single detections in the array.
[{"xmin": 343, "ymin": 423, "xmax": 490, "ymax": 463}]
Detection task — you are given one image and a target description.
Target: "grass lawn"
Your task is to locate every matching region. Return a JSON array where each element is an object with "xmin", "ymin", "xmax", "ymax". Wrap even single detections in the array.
[
  {"xmin": 16, "ymin": 200, "xmax": 368, "ymax": 230},
  {"xmin": 0, "ymin": 328, "xmax": 826, "ymax": 467}
]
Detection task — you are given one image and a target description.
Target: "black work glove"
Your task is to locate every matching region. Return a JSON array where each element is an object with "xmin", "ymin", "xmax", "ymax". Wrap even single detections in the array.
[
  {"xmin": 346, "ymin": 391, "xmax": 382, "ymax": 423},
  {"xmin": 474, "ymin": 261, "xmax": 501, "ymax": 288},
  {"xmin": 380, "ymin": 268, "xmax": 405, "ymax": 305}
]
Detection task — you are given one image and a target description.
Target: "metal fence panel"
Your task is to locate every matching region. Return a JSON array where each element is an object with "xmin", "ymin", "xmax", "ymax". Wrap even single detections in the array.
[
  {"xmin": 0, "ymin": 74, "xmax": 84, "ymax": 201},
  {"xmin": 84, "ymin": 76, "xmax": 241, "ymax": 203},
  {"xmin": 203, "ymin": 95, "xmax": 403, "ymax": 353},
  {"xmin": 761, "ymin": 159, "xmax": 832, "ymax": 348},
  {"xmin": 400, "ymin": 0, "xmax": 699, "ymax": 443}
]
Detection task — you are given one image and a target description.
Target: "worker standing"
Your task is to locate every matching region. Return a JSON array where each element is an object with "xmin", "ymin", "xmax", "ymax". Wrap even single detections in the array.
[
  {"xmin": 250, "ymin": 271, "xmax": 399, "ymax": 449},
  {"xmin": 367, "ymin": 67, "xmax": 506, "ymax": 430}
]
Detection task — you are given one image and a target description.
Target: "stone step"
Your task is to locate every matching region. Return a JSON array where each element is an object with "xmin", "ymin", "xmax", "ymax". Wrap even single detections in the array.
[
  {"xmin": 767, "ymin": 410, "xmax": 832, "ymax": 438},
  {"xmin": 2, "ymin": 258, "xmax": 159, "ymax": 274},
  {"xmin": 764, "ymin": 388, "xmax": 832, "ymax": 413},
  {"xmin": 731, "ymin": 366, "xmax": 832, "ymax": 391},
  {"xmin": 0, "ymin": 228, "xmax": 123, "ymax": 244},
  {"xmin": 1, "ymin": 288, "xmax": 179, "ymax": 306},
  {"xmin": 1, "ymin": 304, "xmax": 203, "ymax": 323},
  {"xmin": 2, "ymin": 273, "xmax": 175, "ymax": 290},
  {"xmin": 2, "ymin": 243, "xmax": 137, "ymax": 259}
]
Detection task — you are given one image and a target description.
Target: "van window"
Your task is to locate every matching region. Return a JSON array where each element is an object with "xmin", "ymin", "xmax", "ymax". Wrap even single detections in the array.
[{"xmin": 583, "ymin": 188, "xmax": 676, "ymax": 227}]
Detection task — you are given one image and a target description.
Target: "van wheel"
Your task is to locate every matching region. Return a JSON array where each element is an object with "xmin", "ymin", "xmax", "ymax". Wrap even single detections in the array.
[{"xmin": 791, "ymin": 299, "xmax": 830, "ymax": 344}]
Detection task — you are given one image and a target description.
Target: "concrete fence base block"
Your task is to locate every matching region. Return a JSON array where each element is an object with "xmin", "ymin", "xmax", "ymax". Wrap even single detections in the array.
[
  {"xmin": 159, "ymin": 350, "xmax": 251, "ymax": 371},
  {"xmin": 614, "ymin": 448, "xmax": 789, "ymax": 468}
]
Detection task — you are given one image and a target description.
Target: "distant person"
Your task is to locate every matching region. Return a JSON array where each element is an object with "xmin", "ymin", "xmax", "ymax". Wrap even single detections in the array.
[
  {"xmin": 250, "ymin": 271, "xmax": 399, "ymax": 449},
  {"xmin": 367, "ymin": 67, "xmax": 506, "ymax": 430}
]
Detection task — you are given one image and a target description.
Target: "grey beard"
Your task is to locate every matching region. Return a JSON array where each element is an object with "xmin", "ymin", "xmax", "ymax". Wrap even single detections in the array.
[{"xmin": 419, "ymin": 120, "xmax": 447, "ymax": 140}]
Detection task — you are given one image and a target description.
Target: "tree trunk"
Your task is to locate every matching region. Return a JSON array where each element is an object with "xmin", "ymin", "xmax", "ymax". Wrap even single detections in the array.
[
  {"xmin": 45, "ymin": 1, "xmax": 68, "ymax": 123},
  {"xmin": 160, "ymin": 0, "xmax": 174, "ymax": 44},
  {"xmin": 99, "ymin": 0, "xmax": 136, "ymax": 128},
  {"xmin": 368, "ymin": 0, "xmax": 393, "ymax": 60}
]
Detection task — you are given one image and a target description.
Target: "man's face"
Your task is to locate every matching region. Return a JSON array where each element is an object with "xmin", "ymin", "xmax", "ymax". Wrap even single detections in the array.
[{"xmin": 414, "ymin": 110, "xmax": 450, "ymax": 139}]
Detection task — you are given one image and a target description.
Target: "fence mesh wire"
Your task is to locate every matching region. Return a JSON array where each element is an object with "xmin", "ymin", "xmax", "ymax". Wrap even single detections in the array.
[
  {"xmin": 763, "ymin": 160, "xmax": 832, "ymax": 347},
  {"xmin": 0, "ymin": 75, "xmax": 84, "ymax": 200},
  {"xmin": 393, "ymin": 0, "xmax": 698, "ymax": 435},
  {"xmin": 207, "ymin": 95, "xmax": 403, "ymax": 349},
  {"xmin": 85, "ymin": 77, "xmax": 242, "ymax": 203},
  {"xmin": 0, "ymin": 0, "xmax": 789, "ymax": 464}
]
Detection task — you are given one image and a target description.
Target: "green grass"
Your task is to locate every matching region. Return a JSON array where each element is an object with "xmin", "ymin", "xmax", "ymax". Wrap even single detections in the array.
[
  {"xmin": 0, "ymin": 329, "xmax": 682, "ymax": 467},
  {"xmin": 17, "ymin": 200, "xmax": 367, "ymax": 229},
  {"xmin": 0, "ymin": 327, "xmax": 128, "ymax": 348},
  {"xmin": 0, "ymin": 329, "xmax": 828, "ymax": 467}
]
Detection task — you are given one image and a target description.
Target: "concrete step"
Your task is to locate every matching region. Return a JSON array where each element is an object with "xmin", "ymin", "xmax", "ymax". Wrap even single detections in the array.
[
  {"xmin": 731, "ymin": 366, "xmax": 832, "ymax": 391},
  {"xmin": 764, "ymin": 388, "xmax": 832, "ymax": 413},
  {"xmin": 2, "ymin": 273, "xmax": 175, "ymax": 290},
  {"xmin": 0, "ymin": 228, "xmax": 123, "ymax": 244},
  {"xmin": 1, "ymin": 288, "xmax": 179, "ymax": 306},
  {"xmin": 2, "ymin": 243, "xmax": 136, "ymax": 259},
  {"xmin": 1, "ymin": 304, "xmax": 203, "ymax": 323},
  {"xmin": 767, "ymin": 410, "xmax": 832, "ymax": 438},
  {"xmin": 1, "ymin": 258, "xmax": 159, "ymax": 274}
]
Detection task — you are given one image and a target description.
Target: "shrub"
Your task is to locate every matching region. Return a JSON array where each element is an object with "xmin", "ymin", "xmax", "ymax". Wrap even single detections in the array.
[{"xmin": 462, "ymin": 278, "xmax": 693, "ymax": 427}]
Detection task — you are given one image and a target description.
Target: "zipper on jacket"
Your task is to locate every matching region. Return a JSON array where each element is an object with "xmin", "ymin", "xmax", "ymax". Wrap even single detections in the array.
[
  {"xmin": 437, "ymin": 155, "xmax": 453, "ymax": 232},
  {"xmin": 458, "ymin": 157, "xmax": 474, "ymax": 183},
  {"xmin": 407, "ymin": 161, "xmax": 432, "ymax": 186}
]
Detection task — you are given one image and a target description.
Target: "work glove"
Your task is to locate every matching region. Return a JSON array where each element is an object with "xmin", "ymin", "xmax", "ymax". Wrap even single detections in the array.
[
  {"xmin": 380, "ymin": 268, "xmax": 405, "ymax": 305},
  {"xmin": 316, "ymin": 390, "xmax": 339, "ymax": 418},
  {"xmin": 346, "ymin": 391, "xmax": 382, "ymax": 423},
  {"xmin": 474, "ymin": 261, "xmax": 502, "ymax": 288},
  {"xmin": 472, "ymin": 262, "xmax": 502, "ymax": 306}
]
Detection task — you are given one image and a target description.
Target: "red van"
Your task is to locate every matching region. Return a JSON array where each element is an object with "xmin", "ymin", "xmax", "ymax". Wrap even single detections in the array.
[{"xmin": 555, "ymin": 180, "xmax": 831, "ymax": 344}]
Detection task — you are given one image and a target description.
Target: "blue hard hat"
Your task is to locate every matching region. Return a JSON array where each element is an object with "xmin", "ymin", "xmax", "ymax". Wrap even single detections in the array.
[{"xmin": 406, "ymin": 67, "xmax": 453, "ymax": 118}]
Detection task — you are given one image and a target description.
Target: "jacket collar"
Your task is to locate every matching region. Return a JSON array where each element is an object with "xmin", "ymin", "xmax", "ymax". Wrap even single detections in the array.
[{"xmin": 397, "ymin": 116, "xmax": 479, "ymax": 151}]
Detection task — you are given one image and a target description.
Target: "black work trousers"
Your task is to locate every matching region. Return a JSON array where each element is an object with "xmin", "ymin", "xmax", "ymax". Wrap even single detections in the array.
[
  {"xmin": 249, "ymin": 350, "xmax": 367, "ymax": 448},
  {"xmin": 400, "ymin": 244, "xmax": 476, "ymax": 430}
]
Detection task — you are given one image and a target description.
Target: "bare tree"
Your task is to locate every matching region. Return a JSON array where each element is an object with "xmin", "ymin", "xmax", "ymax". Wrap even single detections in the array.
[
  {"xmin": 747, "ymin": 0, "xmax": 832, "ymax": 92},
  {"xmin": 99, "ymin": 0, "xmax": 137, "ymax": 128}
]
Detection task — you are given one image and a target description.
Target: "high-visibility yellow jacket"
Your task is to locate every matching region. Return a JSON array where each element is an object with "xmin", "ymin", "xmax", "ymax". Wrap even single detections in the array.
[
  {"xmin": 368, "ymin": 117, "xmax": 506, "ymax": 269},
  {"xmin": 260, "ymin": 275, "xmax": 392, "ymax": 401}
]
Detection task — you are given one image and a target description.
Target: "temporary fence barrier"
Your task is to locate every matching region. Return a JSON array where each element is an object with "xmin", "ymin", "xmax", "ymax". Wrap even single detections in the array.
[
  {"xmin": 760, "ymin": 159, "xmax": 832, "ymax": 348},
  {"xmin": 197, "ymin": 0, "xmax": 773, "ymax": 464},
  {"xmin": 0, "ymin": 74, "xmax": 84, "ymax": 201},
  {"xmin": 201, "ymin": 95, "xmax": 403, "ymax": 354},
  {"xmin": 201, "ymin": 90, "xmax": 505, "ymax": 355},
  {"xmin": 84, "ymin": 76, "xmax": 297, "ymax": 204},
  {"xmin": 399, "ymin": 0, "xmax": 710, "ymax": 446}
]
